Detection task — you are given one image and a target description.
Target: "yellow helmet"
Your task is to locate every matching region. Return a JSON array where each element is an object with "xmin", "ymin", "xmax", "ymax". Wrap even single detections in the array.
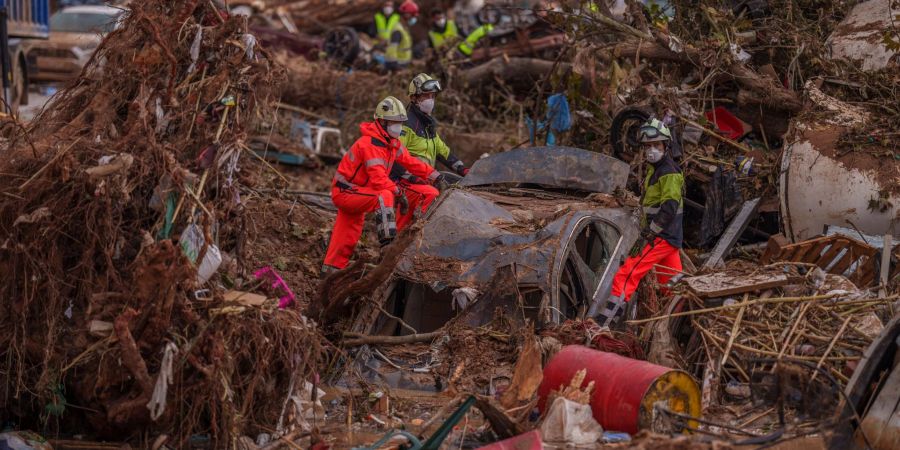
[
  {"xmin": 408, "ymin": 73, "xmax": 442, "ymax": 97},
  {"xmin": 373, "ymin": 96, "xmax": 408, "ymax": 121}
]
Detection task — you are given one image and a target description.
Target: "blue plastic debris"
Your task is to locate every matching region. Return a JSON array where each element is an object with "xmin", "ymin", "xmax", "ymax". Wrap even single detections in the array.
[
  {"xmin": 602, "ymin": 431, "xmax": 631, "ymax": 443},
  {"xmin": 526, "ymin": 94, "xmax": 571, "ymax": 146}
]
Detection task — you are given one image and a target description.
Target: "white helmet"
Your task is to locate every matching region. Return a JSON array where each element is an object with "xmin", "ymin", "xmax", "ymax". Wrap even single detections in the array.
[{"xmin": 638, "ymin": 118, "xmax": 672, "ymax": 143}]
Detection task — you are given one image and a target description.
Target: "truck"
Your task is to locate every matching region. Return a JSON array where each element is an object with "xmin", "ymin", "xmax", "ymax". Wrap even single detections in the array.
[{"xmin": 0, "ymin": 0, "xmax": 50, "ymax": 113}]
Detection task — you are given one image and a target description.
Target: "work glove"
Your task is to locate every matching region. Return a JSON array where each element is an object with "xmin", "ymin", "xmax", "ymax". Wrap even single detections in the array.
[
  {"xmin": 434, "ymin": 174, "xmax": 450, "ymax": 192},
  {"xmin": 640, "ymin": 226, "xmax": 658, "ymax": 244},
  {"xmin": 397, "ymin": 194, "xmax": 409, "ymax": 215}
]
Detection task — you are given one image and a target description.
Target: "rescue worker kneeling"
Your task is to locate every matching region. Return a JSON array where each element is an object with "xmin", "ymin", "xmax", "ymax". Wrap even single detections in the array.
[
  {"xmin": 599, "ymin": 118, "xmax": 684, "ymax": 326},
  {"xmin": 322, "ymin": 96, "xmax": 444, "ymax": 273}
]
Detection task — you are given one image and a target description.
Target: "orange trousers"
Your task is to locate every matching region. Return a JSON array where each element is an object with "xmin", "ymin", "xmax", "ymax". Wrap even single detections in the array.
[
  {"xmin": 610, "ymin": 237, "xmax": 682, "ymax": 301},
  {"xmin": 323, "ymin": 183, "xmax": 438, "ymax": 269}
]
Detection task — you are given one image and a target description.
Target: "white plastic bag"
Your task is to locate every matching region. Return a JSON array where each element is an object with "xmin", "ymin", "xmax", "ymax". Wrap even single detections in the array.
[
  {"xmin": 540, "ymin": 397, "xmax": 604, "ymax": 446},
  {"xmin": 179, "ymin": 224, "xmax": 222, "ymax": 285}
]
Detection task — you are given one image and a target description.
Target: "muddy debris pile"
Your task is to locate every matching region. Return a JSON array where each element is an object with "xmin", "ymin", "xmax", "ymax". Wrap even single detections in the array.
[
  {"xmin": 1, "ymin": 0, "xmax": 899, "ymax": 448},
  {"xmin": 0, "ymin": 1, "xmax": 327, "ymax": 446}
]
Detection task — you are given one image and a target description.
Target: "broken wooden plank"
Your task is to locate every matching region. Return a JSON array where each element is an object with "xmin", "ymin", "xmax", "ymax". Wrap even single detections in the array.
[
  {"xmin": 879, "ymin": 234, "xmax": 892, "ymax": 297},
  {"xmin": 702, "ymin": 198, "xmax": 761, "ymax": 270},
  {"xmin": 685, "ymin": 271, "xmax": 792, "ymax": 298},
  {"xmin": 760, "ymin": 233, "xmax": 882, "ymax": 285},
  {"xmin": 814, "ymin": 239, "xmax": 848, "ymax": 267},
  {"xmin": 858, "ymin": 358, "xmax": 900, "ymax": 450},
  {"xmin": 223, "ymin": 290, "xmax": 267, "ymax": 307},
  {"xmin": 761, "ymin": 233, "xmax": 790, "ymax": 264}
]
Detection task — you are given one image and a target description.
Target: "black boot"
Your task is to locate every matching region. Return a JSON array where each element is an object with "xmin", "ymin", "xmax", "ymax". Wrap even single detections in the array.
[{"xmin": 597, "ymin": 294, "xmax": 626, "ymax": 328}]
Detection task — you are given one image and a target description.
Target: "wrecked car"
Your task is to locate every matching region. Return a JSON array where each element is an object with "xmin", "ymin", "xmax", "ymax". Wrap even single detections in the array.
[
  {"xmin": 26, "ymin": 5, "xmax": 125, "ymax": 82},
  {"xmin": 350, "ymin": 147, "xmax": 640, "ymax": 343}
]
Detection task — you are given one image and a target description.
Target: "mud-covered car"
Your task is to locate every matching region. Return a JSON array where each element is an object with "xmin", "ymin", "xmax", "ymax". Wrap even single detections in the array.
[
  {"xmin": 26, "ymin": 5, "xmax": 125, "ymax": 82},
  {"xmin": 349, "ymin": 147, "xmax": 640, "ymax": 341}
]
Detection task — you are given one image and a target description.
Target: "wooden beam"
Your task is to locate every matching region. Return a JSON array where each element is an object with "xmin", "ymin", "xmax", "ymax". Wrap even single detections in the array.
[
  {"xmin": 702, "ymin": 198, "xmax": 761, "ymax": 270},
  {"xmin": 685, "ymin": 271, "xmax": 792, "ymax": 298}
]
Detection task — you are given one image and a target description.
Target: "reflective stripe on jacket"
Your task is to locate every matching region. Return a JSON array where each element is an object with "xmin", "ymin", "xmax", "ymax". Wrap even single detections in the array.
[
  {"xmin": 428, "ymin": 20, "xmax": 459, "ymax": 50},
  {"xmin": 399, "ymin": 104, "xmax": 452, "ymax": 167},
  {"xmin": 642, "ymin": 154, "xmax": 684, "ymax": 248},
  {"xmin": 375, "ymin": 12, "xmax": 400, "ymax": 42},
  {"xmin": 458, "ymin": 24, "xmax": 493, "ymax": 56},
  {"xmin": 333, "ymin": 122, "xmax": 439, "ymax": 193},
  {"xmin": 386, "ymin": 22, "xmax": 413, "ymax": 65}
]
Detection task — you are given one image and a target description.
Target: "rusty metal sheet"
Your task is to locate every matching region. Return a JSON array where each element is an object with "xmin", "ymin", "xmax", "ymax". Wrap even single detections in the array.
[{"xmin": 459, "ymin": 147, "xmax": 630, "ymax": 193}]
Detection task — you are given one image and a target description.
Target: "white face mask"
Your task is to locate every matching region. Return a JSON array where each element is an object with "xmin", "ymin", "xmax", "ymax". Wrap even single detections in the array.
[
  {"xmin": 418, "ymin": 98, "xmax": 435, "ymax": 114},
  {"xmin": 383, "ymin": 6, "xmax": 394, "ymax": 15},
  {"xmin": 409, "ymin": 17, "xmax": 418, "ymax": 25},
  {"xmin": 645, "ymin": 145, "xmax": 665, "ymax": 163},
  {"xmin": 435, "ymin": 18, "xmax": 446, "ymax": 28},
  {"xmin": 387, "ymin": 123, "xmax": 403, "ymax": 138}
]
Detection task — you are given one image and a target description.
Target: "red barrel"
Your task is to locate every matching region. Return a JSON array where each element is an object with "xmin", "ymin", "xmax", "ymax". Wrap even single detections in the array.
[{"xmin": 537, "ymin": 345, "xmax": 700, "ymax": 434}]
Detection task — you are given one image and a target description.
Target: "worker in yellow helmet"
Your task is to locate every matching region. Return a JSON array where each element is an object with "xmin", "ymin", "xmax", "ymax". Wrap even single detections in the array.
[
  {"xmin": 373, "ymin": 1, "xmax": 400, "ymax": 45},
  {"xmin": 427, "ymin": 7, "xmax": 459, "ymax": 52},
  {"xmin": 456, "ymin": 19, "xmax": 494, "ymax": 58},
  {"xmin": 385, "ymin": 0, "xmax": 419, "ymax": 71},
  {"xmin": 398, "ymin": 74, "xmax": 469, "ymax": 176}
]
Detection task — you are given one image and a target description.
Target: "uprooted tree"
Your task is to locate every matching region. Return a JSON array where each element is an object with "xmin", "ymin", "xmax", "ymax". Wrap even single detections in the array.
[{"xmin": 0, "ymin": 0, "xmax": 322, "ymax": 445}]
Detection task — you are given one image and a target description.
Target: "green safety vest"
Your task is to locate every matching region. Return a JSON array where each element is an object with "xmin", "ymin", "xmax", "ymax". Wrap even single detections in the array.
[
  {"xmin": 375, "ymin": 12, "xmax": 400, "ymax": 42},
  {"xmin": 458, "ymin": 24, "xmax": 494, "ymax": 56},
  {"xmin": 428, "ymin": 20, "xmax": 459, "ymax": 50},
  {"xmin": 642, "ymin": 160, "xmax": 685, "ymax": 247},
  {"xmin": 385, "ymin": 22, "xmax": 412, "ymax": 65}
]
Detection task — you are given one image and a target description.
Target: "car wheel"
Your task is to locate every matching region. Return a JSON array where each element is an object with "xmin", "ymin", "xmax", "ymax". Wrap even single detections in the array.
[
  {"xmin": 323, "ymin": 27, "xmax": 360, "ymax": 66},
  {"xmin": 609, "ymin": 105, "xmax": 653, "ymax": 163}
]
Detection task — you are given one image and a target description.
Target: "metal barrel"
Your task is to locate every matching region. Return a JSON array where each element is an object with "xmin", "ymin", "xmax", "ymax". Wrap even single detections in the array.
[{"xmin": 537, "ymin": 345, "xmax": 701, "ymax": 434}]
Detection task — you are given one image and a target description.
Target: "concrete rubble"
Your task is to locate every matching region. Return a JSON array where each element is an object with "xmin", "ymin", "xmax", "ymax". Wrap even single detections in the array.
[{"xmin": 0, "ymin": 0, "xmax": 898, "ymax": 449}]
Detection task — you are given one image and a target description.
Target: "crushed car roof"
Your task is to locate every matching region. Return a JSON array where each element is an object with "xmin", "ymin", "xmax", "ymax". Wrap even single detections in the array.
[{"xmin": 459, "ymin": 146, "xmax": 630, "ymax": 193}]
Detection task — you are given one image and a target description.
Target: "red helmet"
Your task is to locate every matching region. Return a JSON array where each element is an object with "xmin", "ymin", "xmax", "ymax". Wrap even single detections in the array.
[{"xmin": 399, "ymin": 0, "xmax": 419, "ymax": 16}]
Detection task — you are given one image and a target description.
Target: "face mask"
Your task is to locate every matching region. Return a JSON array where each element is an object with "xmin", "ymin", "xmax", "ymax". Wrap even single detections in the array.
[
  {"xmin": 383, "ymin": 6, "xmax": 394, "ymax": 15},
  {"xmin": 387, "ymin": 123, "xmax": 403, "ymax": 138},
  {"xmin": 409, "ymin": 17, "xmax": 418, "ymax": 25},
  {"xmin": 418, "ymin": 98, "xmax": 435, "ymax": 114},
  {"xmin": 435, "ymin": 18, "xmax": 446, "ymax": 28},
  {"xmin": 645, "ymin": 145, "xmax": 665, "ymax": 163}
]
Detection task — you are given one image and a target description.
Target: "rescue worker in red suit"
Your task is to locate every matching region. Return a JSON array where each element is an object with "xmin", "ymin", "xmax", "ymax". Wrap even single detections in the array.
[
  {"xmin": 598, "ymin": 118, "xmax": 684, "ymax": 326},
  {"xmin": 322, "ymin": 96, "xmax": 446, "ymax": 274}
]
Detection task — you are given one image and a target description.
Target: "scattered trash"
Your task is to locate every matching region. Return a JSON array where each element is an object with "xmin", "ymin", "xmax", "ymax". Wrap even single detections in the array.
[
  {"xmin": 179, "ymin": 224, "xmax": 223, "ymax": 285},
  {"xmin": 0, "ymin": 431, "xmax": 53, "ymax": 450},
  {"xmin": 475, "ymin": 430, "xmax": 542, "ymax": 450},
  {"xmin": 540, "ymin": 397, "xmax": 603, "ymax": 446},
  {"xmin": 538, "ymin": 346, "xmax": 701, "ymax": 434},
  {"xmin": 254, "ymin": 266, "xmax": 297, "ymax": 309}
]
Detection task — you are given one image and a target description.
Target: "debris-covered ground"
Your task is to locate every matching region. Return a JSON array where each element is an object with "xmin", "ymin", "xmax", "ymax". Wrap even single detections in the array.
[{"xmin": 1, "ymin": 0, "xmax": 899, "ymax": 449}]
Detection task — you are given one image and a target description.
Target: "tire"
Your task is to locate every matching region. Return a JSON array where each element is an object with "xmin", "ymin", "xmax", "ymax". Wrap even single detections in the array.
[
  {"xmin": 323, "ymin": 27, "xmax": 360, "ymax": 66},
  {"xmin": 609, "ymin": 105, "xmax": 652, "ymax": 163}
]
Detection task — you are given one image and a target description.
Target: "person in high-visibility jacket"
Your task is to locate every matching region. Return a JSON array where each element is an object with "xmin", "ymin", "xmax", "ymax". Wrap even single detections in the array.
[
  {"xmin": 398, "ymin": 74, "xmax": 469, "ymax": 175},
  {"xmin": 385, "ymin": 0, "xmax": 419, "ymax": 71},
  {"xmin": 373, "ymin": 1, "xmax": 400, "ymax": 44},
  {"xmin": 322, "ymin": 96, "xmax": 445, "ymax": 273},
  {"xmin": 457, "ymin": 22, "xmax": 494, "ymax": 57},
  {"xmin": 598, "ymin": 118, "xmax": 684, "ymax": 326},
  {"xmin": 427, "ymin": 8, "xmax": 459, "ymax": 51}
]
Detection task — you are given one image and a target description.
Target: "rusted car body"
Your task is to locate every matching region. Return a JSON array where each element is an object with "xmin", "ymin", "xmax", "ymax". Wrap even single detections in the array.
[{"xmin": 349, "ymin": 147, "xmax": 639, "ymax": 345}]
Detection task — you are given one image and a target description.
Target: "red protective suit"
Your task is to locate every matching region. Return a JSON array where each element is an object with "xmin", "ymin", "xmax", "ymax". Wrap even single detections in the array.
[
  {"xmin": 610, "ymin": 237, "xmax": 682, "ymax": 301},
  {"xmin": 323, "ymin": 122, "xmax": 440, "ymax": 269}
]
